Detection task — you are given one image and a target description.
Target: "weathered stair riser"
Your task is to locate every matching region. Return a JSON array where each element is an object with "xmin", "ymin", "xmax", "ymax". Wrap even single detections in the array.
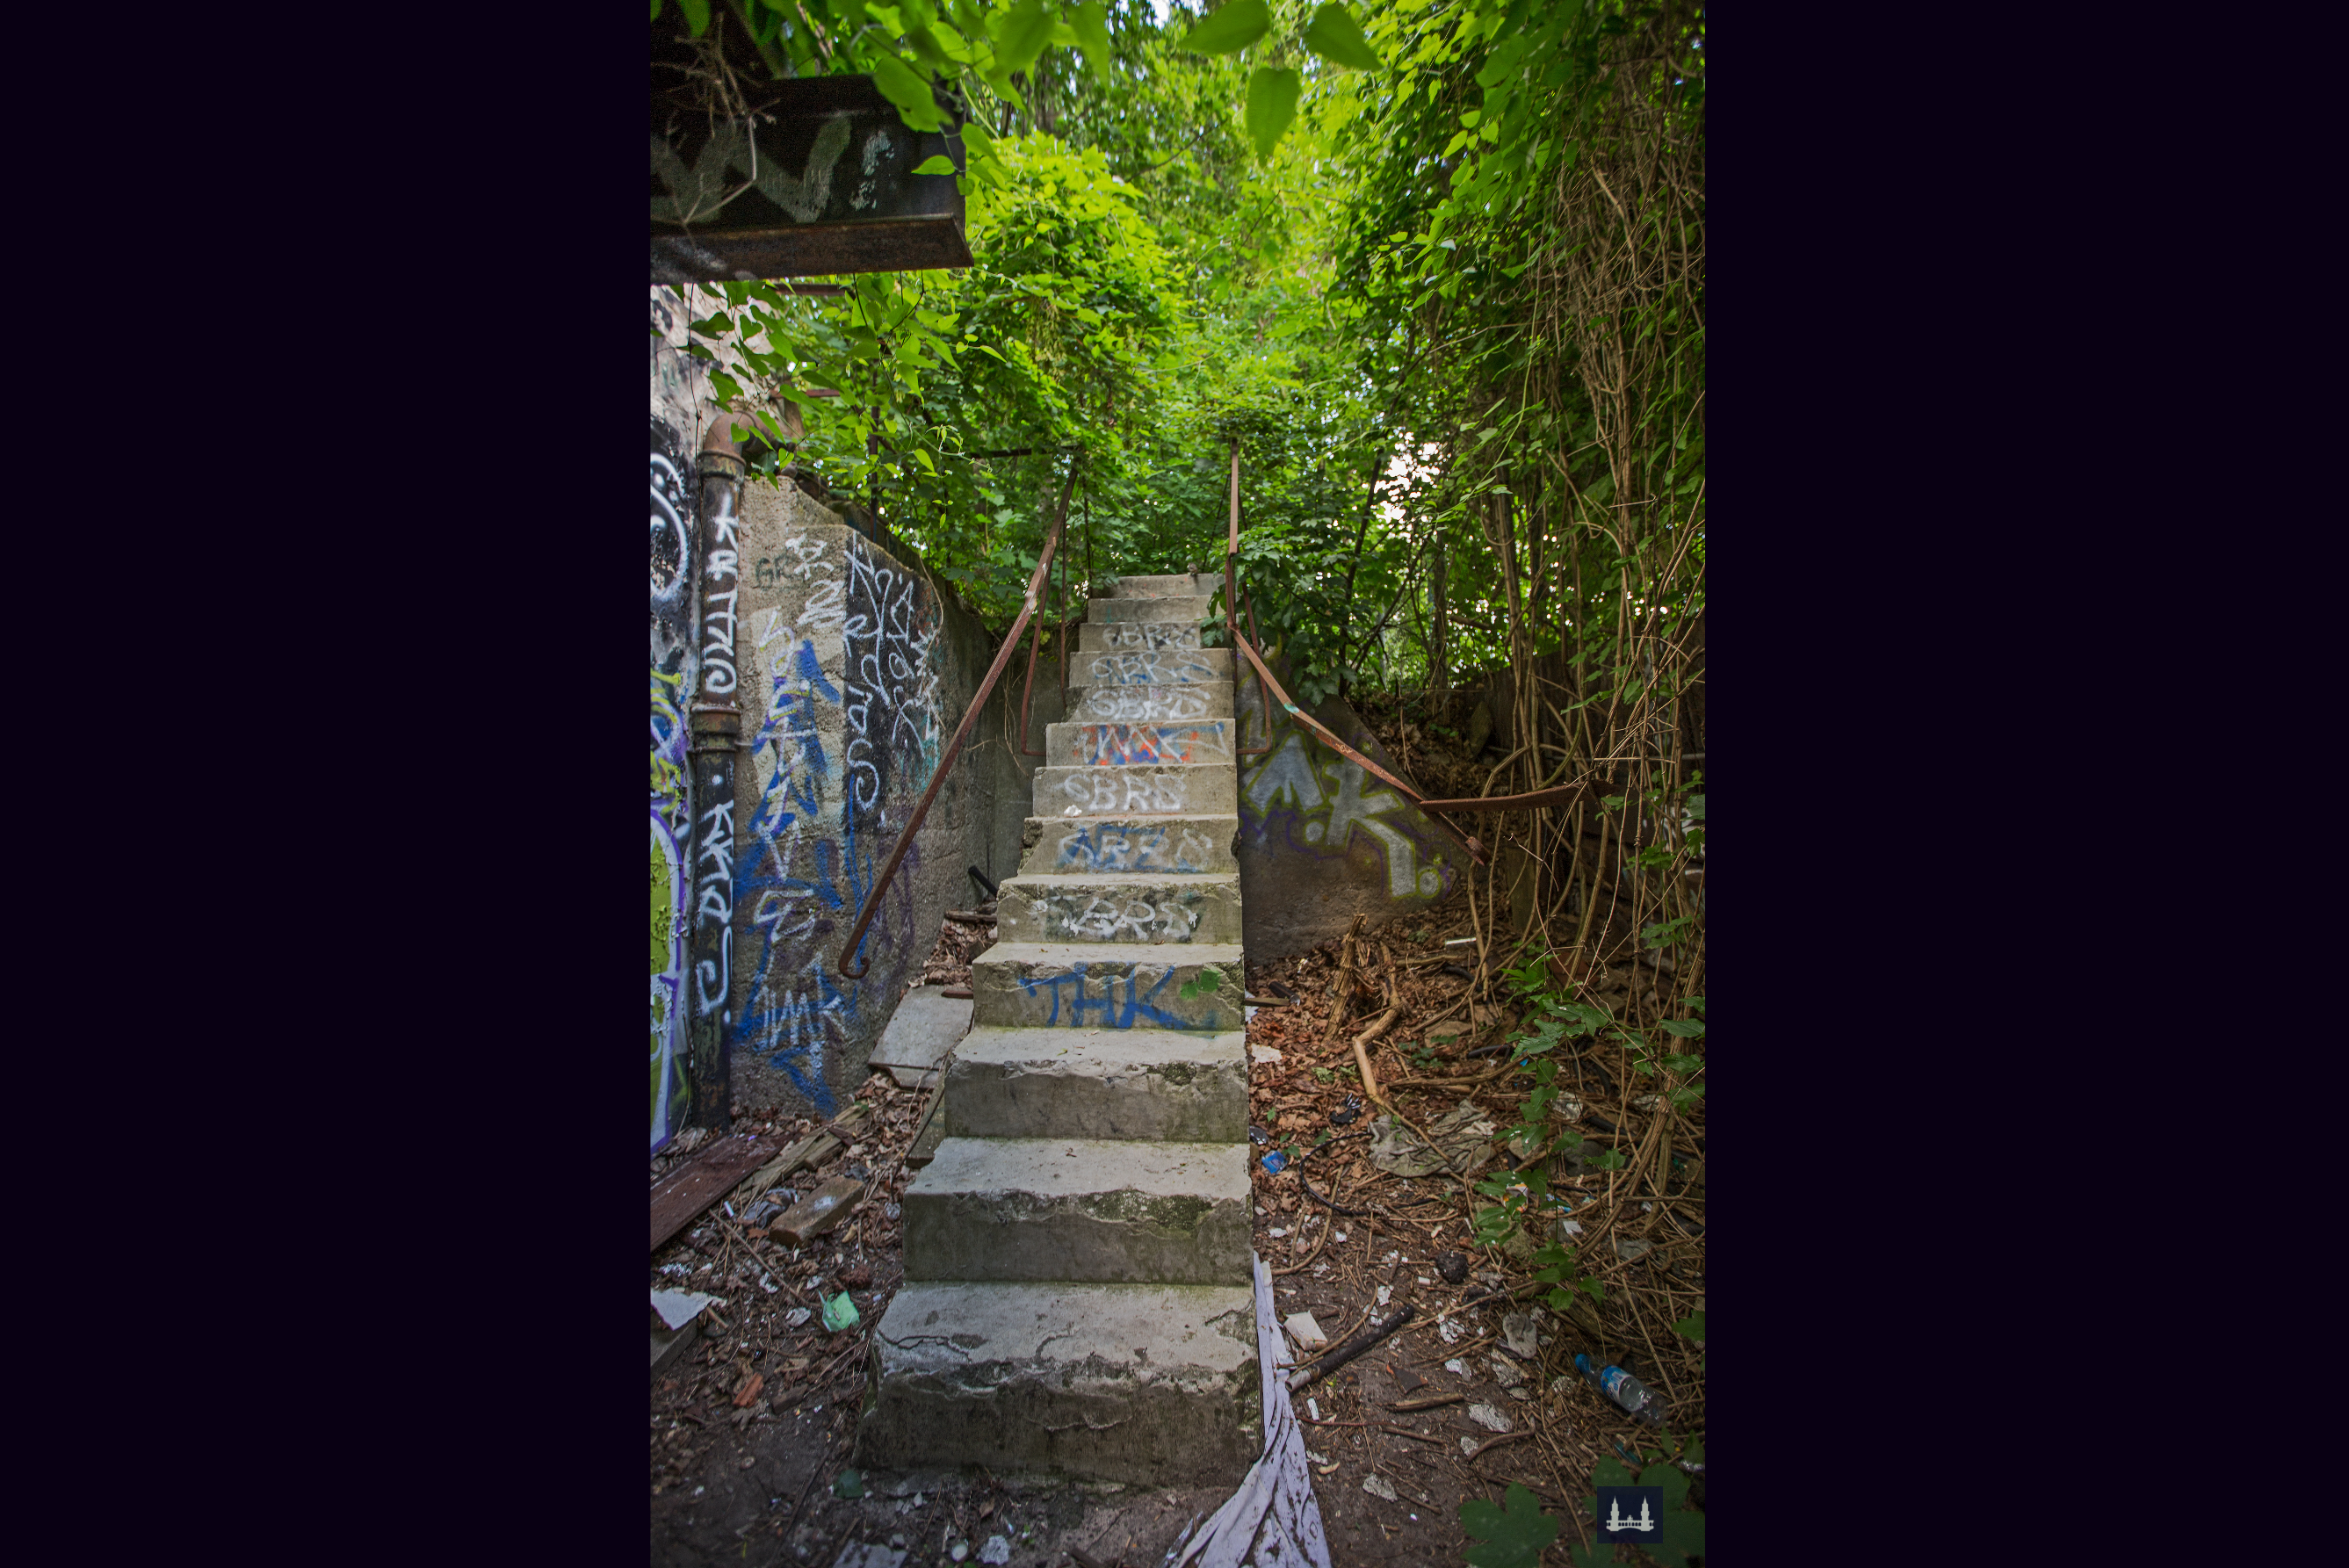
[{"xmin": 863, "ymin": 570, "xmax": 1257, "ymax": 1487}]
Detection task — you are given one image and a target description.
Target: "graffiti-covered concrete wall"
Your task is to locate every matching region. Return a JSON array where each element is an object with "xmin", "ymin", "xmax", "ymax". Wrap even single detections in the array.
[
  {"xmin": 651, "ymin": 285, "xmax": 710, "ymax": 1155},
  {"xmin": 724, "ymin": 484, "xmax": 1058, "ymax": 1117},
  {"xmin": 1235, "ymin": 654, "xmax": 1469, "ymax": 956}
]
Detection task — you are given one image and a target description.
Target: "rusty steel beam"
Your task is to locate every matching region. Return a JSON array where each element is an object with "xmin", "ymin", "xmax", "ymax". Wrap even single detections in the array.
[{"xmin": 652, "ymin": 75, "xmax": 969, "ymax": 283}]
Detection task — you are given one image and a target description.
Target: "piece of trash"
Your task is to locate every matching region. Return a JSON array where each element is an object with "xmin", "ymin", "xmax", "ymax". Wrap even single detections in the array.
[
  {"xmin": 1490, "ymin": 1356, "xmax": 1524, "ymax": 1389},
  {"xmin": 1436, "ymin": 1251, "xmax": 1469, "ymax": 1284},
  {"xmin": 1248, "ymin": 1124, "xmax": 1270, "ymax": 1145},
  {"xmin": 1575, "ymin": 1353, "xmax": 1666, "ymax": 1427},
  {"xmin": 949, "ymin": 1542, "xmax": 968, "ymax": 1562},
  {"xmin": 1615, "ymin": 1236, "xmax": 1656, "ymax": 1263},
  {"xmin": 1468, "ymin": 1404, "xmax": 1512, "ymax": 1433},
  {"xmin": 1248, "ymin": 1044, "xmax": 1284, "ymax": 1065},
  {"xmin": 821, "ymin": 1291, "xmax": 861, "ymax": 1333},
  {"xmin": 1260, "ymin": 1150, "xmax": 1288, "ymax": 1174},
  {"xmin": 832, "ymin": 1468, "xmax": 864, "ymax": 1499},
  {"xmin": 783, "ymin": 1307, "xmax": 812, "ymax": 1329},
  {"xmin": 1439, "ymin": 1318, "xmax": 1464, "ymax": 1344},
  {"xmin": 979, "ymin": 1536, "xmax": 1012, "ymax": 1565},
  {"xmin": 1334, "ymin": 1230, "xmax": 1348, "ymax": 1242},
  {"xmin": 649, "ymin": 1289, "xmax": 721, "ymax": 1331},
  {"xmin": 1444, "ymin": 936, "xmax": 1478, "ymax": 946},
  {"xmin": 1268, "ymin": 1226, "xmax": 1288, "ymax": 1239},
  {"xmin": 1547, "ymin": 1094, "xmax": 1585, "ymax": 1124},
  {"xmin": 1376, "ymin": 1284, "xmax": 1391, "ymax": 1306},
  {"xmin": 1329, "ymin": 1093, "xmax": 1363, "ymax": 1127},
  {"xmin": 1368, "ymin": 1103, "xmax": 1498, "ymax": 1178},
  {"xmin": 733, "ymin": 1371, "xmax": 766, "ymax": 1407},
  {"xmin": 1306, "ymin": 1397, "xmax": 1321, "ymax": 1420},
  {"xmin": 1362, "ymin": 1473, "xmax": 1399, "ymax": 1501},
  {"xmin": 1502, "ymin": 1311, "xmax": 1538, "ymax": 1358},
  {"xmin": 1284, "ymin": 1311, "xmax": 1328, "ymax": 1348},
  {"xmin": 1445, "ymin": 1358, "xmax": 1469, "ymax": 1377}
]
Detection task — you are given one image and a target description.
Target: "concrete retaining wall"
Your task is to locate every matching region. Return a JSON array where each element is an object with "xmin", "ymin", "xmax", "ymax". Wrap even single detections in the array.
[
  {"xmin": 722, "ymin": 482, "xmax": 1063, "ymax": 1117},
  {"xmin": 1235, "ymin": 652, "xmax": 1471, "ymax": 957}
]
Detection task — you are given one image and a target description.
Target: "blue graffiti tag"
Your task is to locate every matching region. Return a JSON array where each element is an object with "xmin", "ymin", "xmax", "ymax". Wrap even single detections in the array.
[{"xmin": 1012, "ymin": 963, "xmax": 1219, "ymax": 1030}]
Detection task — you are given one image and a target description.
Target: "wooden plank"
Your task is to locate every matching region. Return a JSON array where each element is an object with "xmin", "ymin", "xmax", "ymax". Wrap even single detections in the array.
[
  {"xmin": 771, "ymin": 1175, "xmax": 867, "ymax": 1245},
  {"xmin": 649, "ymin": 1133, "xmax": 783, "ymax": 1254}
]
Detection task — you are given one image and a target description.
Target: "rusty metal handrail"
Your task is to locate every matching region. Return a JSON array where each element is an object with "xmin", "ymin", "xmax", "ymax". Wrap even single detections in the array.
[
  {"xmin": 837, "ymin": 463, "xmax": 1080, "ymax": 978},
  {"xmin": 1226, "ymin": 441, "xmax": 1275, "ymax": 757},
  {"xmin": 1228, "ymin": 630, "xmax": 1595, "ymax": 868}
]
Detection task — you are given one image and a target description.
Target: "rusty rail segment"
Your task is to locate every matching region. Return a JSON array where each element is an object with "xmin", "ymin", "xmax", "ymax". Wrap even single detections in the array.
[
  {"xmin": 1228, "ymin": 632, "xmax": 1594, "ymax": 867},
  {"xmin": 838, "ymin": 464, "xmax": 1080, "ymax": 978},
  {"xmin": 1226, "ymin": 441, "xmax": 1275, "ymax": 756}
]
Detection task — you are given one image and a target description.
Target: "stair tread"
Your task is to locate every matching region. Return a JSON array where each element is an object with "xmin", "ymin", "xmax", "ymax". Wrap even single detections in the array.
[
  {"xmin": 977, "ymin": 940, "xmax": 1246, "ymax": 965},
  {"xmin": 909, "ymin": 1137, "xmax": 1248, "ymax": 1198}
]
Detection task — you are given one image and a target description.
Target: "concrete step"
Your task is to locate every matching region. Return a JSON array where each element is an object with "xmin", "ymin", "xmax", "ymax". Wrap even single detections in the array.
[
  {"xmin": 1035, "ymin": 762, "xmax": 1239, "ymax": 818},
  {"xmin": 1109, "ymin": 572, "xmax": 1221, "ymax": 600},
  {"xmin": 901, "ymin": 1137, "xmax": 1251, "ymax": 1285},
  {"xmin": 996, "ymin": 872, "xmax": 1244, "ymax": 945},
  {"xmin": 856, "ymin": 1280, "xmax": 1257, "ymax": 1485},
  {"xmin": 948, "ymin": 1025, "xmax": 1247, "ymax": 1141},
  {"xmin": 1042, "ymin": 719, "xmax": 1236, "ymax": 769},
  {"xmin": 971, "ymin": 942, "xmax": 1246, "ymax": 1031},
  {"xmin": 1073, "ymin": 647, "xmax": 1231, "ymax": 689},
  {"xmin": 1019, "ymin": 814, "xmax": 1240, "ymax": 876},
  {"xmin": 1091, "ymin": 595, "xmax": 1211, "ymax": 624},
  {"xmin": 1068, "ymin": 682, "xmax": 1232, "ymax": 724},
  {"xmin": 1080, "ymin": 619, "xmax": 1204, "ymax": 654}
]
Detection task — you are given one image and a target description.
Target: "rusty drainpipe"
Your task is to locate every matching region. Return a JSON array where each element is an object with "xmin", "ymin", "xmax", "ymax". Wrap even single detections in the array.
[{"xmin": 688, "ymin": 415, "xmax": 748, "ymax": 1131}]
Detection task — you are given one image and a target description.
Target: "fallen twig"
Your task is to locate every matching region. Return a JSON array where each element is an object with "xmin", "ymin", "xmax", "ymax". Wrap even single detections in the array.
[{"xmin": 1468, "ymin": 1430, "xmax": 1534, "ymax": 1462}]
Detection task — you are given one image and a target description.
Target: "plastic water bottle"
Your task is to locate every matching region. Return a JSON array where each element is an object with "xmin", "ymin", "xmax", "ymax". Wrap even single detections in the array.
[{"xmin": 1574, "ymin": 1352, "xmax": 1666, "ymax": 1427}]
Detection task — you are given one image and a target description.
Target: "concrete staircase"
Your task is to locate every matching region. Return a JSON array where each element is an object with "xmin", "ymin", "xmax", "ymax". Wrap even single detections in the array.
[{"xmin": 857, "ymin": 574, "xmax": 1259, "ymax": 1485}]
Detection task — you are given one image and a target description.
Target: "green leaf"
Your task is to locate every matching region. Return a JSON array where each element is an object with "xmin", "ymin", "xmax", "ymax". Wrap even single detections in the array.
[
  {"xmin": 1672, "ymin": 1310, "xmax": 1705, "ymax": 1341},
  {"xmin": 1072, "ymin": 1, "xmax": 1112, "ymax": 78},
  {"xmin": 1659, "ymin": 1019, "xmax": 1705, "ymax": 1037},
  {"xmin": 1301, "ymin": 4, "xmax": 1381, "ymax": 71},
  {"xmin": 677, "ymin": 0, "xmax": 709, "ymax": 36},
  {"xmin": 1459, "ymin": 1482, "xmax": 1560, "ymax": 1568},
  {"xmin": 870, "ymin": 51, "xmax": 945, "ymax": 130},
  {"xmin": 1184, "ymin": 0, "xmax": 1269, "ymax": 55},
  {"xmin": 994, "ymin": 0, "xmax": 1054, "ymax": 76},
  {"xmin": 649, "ymin": 0, "xmax": 662, "ymax": 20},
  {"xmin": 1245, "ymin": 66, "xmax": 1301, "ymax": 158},
  {"xmin": 910, "ymin": 154, "xmax": 958, "ymax": 175}
]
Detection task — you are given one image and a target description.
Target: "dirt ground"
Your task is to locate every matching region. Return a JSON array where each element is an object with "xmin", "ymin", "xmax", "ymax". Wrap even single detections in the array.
[{"xmin": 651, "ymin": 894, "xmax": 1704, "ymax": 1567}]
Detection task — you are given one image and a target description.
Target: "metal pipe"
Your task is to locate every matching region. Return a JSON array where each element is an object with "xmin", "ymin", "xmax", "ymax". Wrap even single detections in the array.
[
  {"xmin": 840, "ymin": 461, "xmax": 1080, "ymax": 978},
  {"xmin": 689, "ymin": 419, "xmax": 748, "ymax": 1130}
]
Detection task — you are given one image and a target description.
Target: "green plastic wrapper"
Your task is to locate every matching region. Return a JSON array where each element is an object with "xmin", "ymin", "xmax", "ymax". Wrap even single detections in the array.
[{"xmin": 821, "ymin": 1290, "xmax": 860, "ymax": 1333}]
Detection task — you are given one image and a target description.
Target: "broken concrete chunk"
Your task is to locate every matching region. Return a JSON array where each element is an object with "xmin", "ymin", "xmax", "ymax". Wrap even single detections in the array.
[
  {"xmin": 1283, "ymin": 1311, "xmax": 1328, "ymax": 1348},
  {"xmin": 775, "ymin": 1176, "xmax": 866, "ymax": 1244},
  {"xmin": 1362, "ymin": 1473, "xmax": 1399, "ymax": 1501},
  {"xmin": 1501, "ymin": 1311, "xmax": 1539, "ymax": 1359},
  {"xmin": 1468, "ymin": 1403, "xmax": 1512, "ymax": 1432},
  {"xmin": 1490, "ymin": 1355, "xmax": 1524, "ymax": 1389}
]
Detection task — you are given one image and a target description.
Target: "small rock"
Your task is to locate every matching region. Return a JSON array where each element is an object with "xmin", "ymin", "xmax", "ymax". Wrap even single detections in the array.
[
  {"xmin": 1362, "ymin": 1474, "xmax": 1399, "ymax": 1502},
  {"xmin": 949, "ymin": 1546, "xmax": 967, "ymax": 1564},
  {"xmin": 979, "ymin": 1536, "xmax": 1011, "ymax": 1565},
  {"xmin": 1468, "ymin": 1404, "xmax": 1512, "ymax": 1433},
  {"xmin": 1435, "ymin": 1252, "xmax": 1469, "ymax": 1284},
  {"xmin": 1501, "ymin": 1311, "xmax": 1538, "ymax": 1358},
  {"xmin": 1375, "ymin": 1284, "xmax": 1391, "ymax": 1306},
  {"xmin": 1507, "ymin": 1387, "xmax": 1531, "ymax": 1401},
  {"xmin": 1459, "ymin": 1437, "xmax": 1479, "ymax": 1456},
  {"xmin": 1615, "ymin": 1237, "xmax": 1656, "ymax": 1263},
  {"xmin": 1490, "ymin": 1355, "xmax": 1524, "ymax": 1388},
  {"xmin": 1445, "ymin": 1359, "xmax": 1469, "ymax": 1377},
  {"xmin": 1283, "ymin": 1311, "xmax": 1328, "ymax": 1348}
]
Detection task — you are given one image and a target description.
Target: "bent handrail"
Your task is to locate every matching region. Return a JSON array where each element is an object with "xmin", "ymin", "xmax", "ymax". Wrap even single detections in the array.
[
  {"xmin": 1228, "ymin": 631, "xmax": 1595, "ymax": 868},
  {"xmin": 836, "ymin": 463, "xmax": 1080, "ymax": 978}
]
